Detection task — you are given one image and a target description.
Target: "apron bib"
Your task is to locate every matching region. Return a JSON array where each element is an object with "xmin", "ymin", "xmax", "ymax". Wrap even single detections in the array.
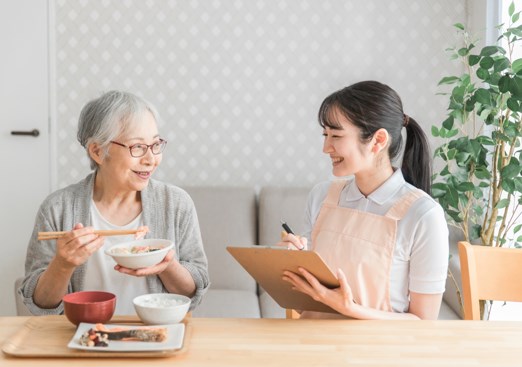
[{"xmin": 301, "ymin": 179, "xmax": 423, "ymax": 319}]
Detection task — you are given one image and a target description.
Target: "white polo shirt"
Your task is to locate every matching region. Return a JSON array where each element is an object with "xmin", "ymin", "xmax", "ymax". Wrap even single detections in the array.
[{"xmin": 303, "ymin": 169, "xmax": 449, "ymax": 313}]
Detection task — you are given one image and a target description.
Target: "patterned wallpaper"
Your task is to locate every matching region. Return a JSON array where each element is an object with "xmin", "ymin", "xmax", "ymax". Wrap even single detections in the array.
[{"xmin": 54, "ymin": 0, "xmax": 466, "ymax": 189}]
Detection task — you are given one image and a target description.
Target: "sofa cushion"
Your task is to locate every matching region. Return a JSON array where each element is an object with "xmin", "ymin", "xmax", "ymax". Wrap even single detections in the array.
[
  {"xmin": 438, "ymin": 299, "xmax": 461, "ymax": 320},
  {"xmin": 258, "ymin": 186, "xmax": 312, "ymax": 246},
  {"xmin": 257, "ymin": 186, "xmax": 312, "ymax": 318},
  {"xmin": 191, "ymin": 289, "xmax": 261, "ymax": 318},
  {"xmin": 258, "ymin": 289, "xmax": 286, "ymax": 318},
  {"xmin": 184, "ymin": 186, "xmax": 257, "ymax": 292}
]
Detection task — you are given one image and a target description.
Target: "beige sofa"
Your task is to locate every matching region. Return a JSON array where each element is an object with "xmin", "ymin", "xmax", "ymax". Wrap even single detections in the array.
[
  {"xmin": 15, "ymin": 185, "xmax": 462, "ymax": 319},
  {"xmin": 184, "ymin": 186, "xmax": 463, "ymax": 320}
]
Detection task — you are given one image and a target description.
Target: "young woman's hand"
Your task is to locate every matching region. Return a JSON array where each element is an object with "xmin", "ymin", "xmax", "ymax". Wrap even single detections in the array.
[
  {"xmin": 282, "ymin": 267, "xmax": 358, "ymax": 316},
  {"xmin": 275, "ymin": 233, "xmax": 307, "ymax": 250}
]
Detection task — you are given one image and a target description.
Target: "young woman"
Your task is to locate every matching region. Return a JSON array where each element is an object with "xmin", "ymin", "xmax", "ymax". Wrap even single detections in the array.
[
  {"xmin": 20, "ymin": 91, "xmax": 209, "ymax": 315},
  {"xmin": 280, "ymin": 81, "xmax": 448, "ymax": 320}
]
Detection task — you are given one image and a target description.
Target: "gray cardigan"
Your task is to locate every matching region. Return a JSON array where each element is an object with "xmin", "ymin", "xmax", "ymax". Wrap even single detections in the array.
[{"xmin": 19, "ymin": 173, "xmax": 209, "ymax": 315}]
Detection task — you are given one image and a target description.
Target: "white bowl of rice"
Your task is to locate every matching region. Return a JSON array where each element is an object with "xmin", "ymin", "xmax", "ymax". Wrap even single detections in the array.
[
  {"xmin": 105, "ymin": 239, "xmax": 174, "ymax": 269},
  {"xmin": 133, "ymin": 293, "xmax": 191, "ymax": 324}
]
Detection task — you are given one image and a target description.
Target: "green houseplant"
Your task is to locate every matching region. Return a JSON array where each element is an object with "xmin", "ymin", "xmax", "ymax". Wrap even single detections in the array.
[
  {"xmin": 431, "ymin": 2, "xmax": 522, "ymax": 318},
  {"xmin": 432, "ymin": 3, "xmax": 522, "ymax": 247}
]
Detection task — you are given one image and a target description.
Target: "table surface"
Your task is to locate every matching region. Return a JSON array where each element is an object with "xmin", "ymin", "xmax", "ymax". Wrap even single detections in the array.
[{"xmin": 2, "ymin": 316, "xmax": 522, "ymax": 366}]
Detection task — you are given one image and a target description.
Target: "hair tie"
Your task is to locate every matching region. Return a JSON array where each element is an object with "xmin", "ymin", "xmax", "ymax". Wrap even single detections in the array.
[{"xmin": 403, "ymin": 114, "xmax": 410, "ymax": 128}]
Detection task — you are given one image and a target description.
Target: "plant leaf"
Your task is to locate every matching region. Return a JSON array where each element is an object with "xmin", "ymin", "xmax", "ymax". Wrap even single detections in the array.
[
  {"xmin": 501, "ymin": 160, "xmax": 521, "ymax": 179},
  {"xmin": 494, "ymin": 57, "xmax": 510, "ymax": 72},
  {"xmin": 475, "ymin": 167, "xmax": 492, "ymax": 179},
  {"xmin": 480, "ymin": 46, "xmax": 501, "ymax": 56},
  {"xmin": 474, "ymin": 88, "xmax": 492, "ymax": 106},
  {"xmin": 476, "ymin": 68, "xmax": 490, "ymax": 80},
  {"xmin": 431, "ymin": 183, "xmax": 447, "ymax": 198},
  {"xmin": 498, "ymin": 75, "xmax": 511, "ymax": 93},
  {"xmin": 513, "ymin": 59, "xmax": 522, "ymax": 74},
  {"xmin": 496, "ymin": 198, "xmax": 510, "ymax": 209},
  {"xmin": 470, "ymin": 224, "xmax": 482, "ymax": 240},
  {"xmin": 509, "ymin": 76, "xmax": 522, "ymax": 97},
  {"xmin": 442, "ymin": 116, "xmax": 454, "ymax": 130},
  {"xmin": 438, "ymin": 76, "xmax": 460, "ymax": 85},
  {"xmin": 479, "ymin": 56, "xmax": 494, "ymax": 69},
  {"xmin": 456, "ymin": 182, "xmax": 475, "ymax": 191},
  {"xmin": 501, "ymin": 178, "xmax": 515, "ymax": 193},
  {"xmin": 454, "ymin": 23, "xmax": 465, "ymax": 30},
  {"xmin": 507, "ymin": 97, "xmax": 521, "ymax": 112},
  {"xmin": 468, "ymin": 54, "xmax": 481, "ymax": 66}
]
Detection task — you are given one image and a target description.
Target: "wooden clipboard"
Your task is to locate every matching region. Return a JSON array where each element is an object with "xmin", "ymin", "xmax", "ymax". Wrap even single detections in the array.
[{"xmin": 226, "ymin": 246, "xmax": 340, "ymax": 314}]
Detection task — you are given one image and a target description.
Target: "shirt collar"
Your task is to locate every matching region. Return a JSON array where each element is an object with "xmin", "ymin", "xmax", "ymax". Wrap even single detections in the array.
[{"xmin": 343, "ymin": 169, "xmax": 405, "ymax": 205}]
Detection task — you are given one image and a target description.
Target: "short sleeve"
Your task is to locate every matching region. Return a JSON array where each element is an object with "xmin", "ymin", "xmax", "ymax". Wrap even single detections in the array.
[{"xmin": 408, "ymin": 203, "xmax": 449, "ymax": 294}]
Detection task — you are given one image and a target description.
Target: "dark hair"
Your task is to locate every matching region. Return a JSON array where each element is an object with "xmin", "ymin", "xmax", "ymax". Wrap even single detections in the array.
[{"xmin": 318, "ymin": 80, "xmax": 432, "ymax": 195}]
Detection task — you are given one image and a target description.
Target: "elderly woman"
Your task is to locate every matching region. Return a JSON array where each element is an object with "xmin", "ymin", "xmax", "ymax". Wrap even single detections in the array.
[{"xmin": 19, "ymin": 90, "xmax": 209, "ymax": 315}]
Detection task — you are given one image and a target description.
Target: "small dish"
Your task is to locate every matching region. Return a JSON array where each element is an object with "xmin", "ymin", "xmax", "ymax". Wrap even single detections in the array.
[
  {"xmin": 67, "ymin": 323, "xmax": 185, "ymax": 352},
  {"xmin": 105, "ymin": 239, "xmax": 174, "ymax": 269}
]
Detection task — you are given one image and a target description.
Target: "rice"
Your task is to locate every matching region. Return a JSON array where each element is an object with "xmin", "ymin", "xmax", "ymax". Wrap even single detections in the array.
[{"xmin": 139, "ymin": 296, "xmax": 185, "ymax": 308}]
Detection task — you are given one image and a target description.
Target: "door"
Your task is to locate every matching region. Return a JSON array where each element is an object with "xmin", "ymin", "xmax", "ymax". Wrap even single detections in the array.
[{"xmin": 0, "ymin": 1, "xmax": 50, "ymax": 315}]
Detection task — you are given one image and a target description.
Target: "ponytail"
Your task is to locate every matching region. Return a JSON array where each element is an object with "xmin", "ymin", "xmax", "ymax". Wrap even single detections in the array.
[
  {"xmin": 319, "ymin": 81, "xmax": 433, "ymax": 195},
  {"xmin": 401, "ymin": 116, "xmax": 432, "ymax": 195}
]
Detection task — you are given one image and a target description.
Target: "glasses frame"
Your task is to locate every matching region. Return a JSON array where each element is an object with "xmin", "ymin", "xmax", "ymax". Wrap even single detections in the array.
[{"xmin": 110, "ymin": 138, "xmax": 167, "ymax": 158}]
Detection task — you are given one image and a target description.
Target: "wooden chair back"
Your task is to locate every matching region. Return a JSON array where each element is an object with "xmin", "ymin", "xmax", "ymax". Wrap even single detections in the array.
[
  {"xmin": 458, "ymin": 241, "xmax": 522, "ymax": 320},
  {"xmin": 286, "ymin": 309, "xmax": 299, "ymax": 319}
]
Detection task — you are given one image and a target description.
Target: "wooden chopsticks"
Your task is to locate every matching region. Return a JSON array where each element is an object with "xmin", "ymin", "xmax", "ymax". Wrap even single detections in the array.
[{"xmin": 37, "ymin": 229, "xmax": 140, "ymax": 241}]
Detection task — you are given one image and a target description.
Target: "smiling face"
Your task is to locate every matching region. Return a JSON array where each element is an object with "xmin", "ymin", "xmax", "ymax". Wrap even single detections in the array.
[
  {"xmin": 322, "ymin": 108, "xmax": 374, "ymax": 178},
  {"xmin": 90, "ymin": 110, "xmax": 163, "ymax": 193}
]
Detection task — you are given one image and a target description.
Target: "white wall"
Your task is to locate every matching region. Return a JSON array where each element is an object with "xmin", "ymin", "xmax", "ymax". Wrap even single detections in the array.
[{"xmin": 53, "ymin": 0, "xmax": 469, "ymax": 190}]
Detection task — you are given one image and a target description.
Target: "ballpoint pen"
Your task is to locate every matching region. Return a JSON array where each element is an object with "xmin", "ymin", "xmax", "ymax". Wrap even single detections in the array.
[
  {"xmin": 281, "ymin": 220, "xmax": 304, "ymax": 250},
  {"xmin": 280, "ymin": 220, "xmax": 294, "ymax": 235}
]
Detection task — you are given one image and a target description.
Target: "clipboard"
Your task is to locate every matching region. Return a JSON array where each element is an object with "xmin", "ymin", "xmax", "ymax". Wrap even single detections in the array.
[{"xmin": 226, "ymin": 246, "xmax": 340, "ymax": 314}]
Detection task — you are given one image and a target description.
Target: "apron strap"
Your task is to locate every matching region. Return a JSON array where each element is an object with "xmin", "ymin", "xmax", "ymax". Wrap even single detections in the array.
[
  {"xmin": 384, "ymin": 190, "xmax": 424, "ymax": 220},
  {"xmin": 324, "ymin": 180, "xmax": 348, "ymax": 205}
]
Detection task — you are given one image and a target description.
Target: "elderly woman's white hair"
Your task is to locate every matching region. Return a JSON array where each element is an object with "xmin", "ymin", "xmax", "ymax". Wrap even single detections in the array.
[{"xmin": 77, "ymin": 90, "xmax": 160, "ymax": 170}]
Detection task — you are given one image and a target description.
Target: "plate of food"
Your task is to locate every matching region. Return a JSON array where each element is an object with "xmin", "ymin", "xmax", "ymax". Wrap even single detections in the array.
[{"xmin": 67, "ymin": 322, "xmax": 185, "ymax": 352}]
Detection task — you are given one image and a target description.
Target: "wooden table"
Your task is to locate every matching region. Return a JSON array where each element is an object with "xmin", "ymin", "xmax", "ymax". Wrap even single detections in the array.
[{"xmin": 1, "ymin": 316, "xmax": 521, "ymax": 366}]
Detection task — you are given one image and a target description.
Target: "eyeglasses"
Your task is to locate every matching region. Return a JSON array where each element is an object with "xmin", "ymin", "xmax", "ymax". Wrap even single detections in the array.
[{"xmin": 110, "ymin": 139, "xmax": 167, "ymax": 158}]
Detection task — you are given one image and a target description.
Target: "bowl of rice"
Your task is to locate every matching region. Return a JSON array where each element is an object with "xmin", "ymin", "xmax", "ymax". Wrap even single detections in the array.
[
  {"xmin": 133, "ymin": 293, "xmax": 191, "ymax": 324},
  {"xmin": 105, "ymin": 239, "xmax": 174, "ymax": 269}
]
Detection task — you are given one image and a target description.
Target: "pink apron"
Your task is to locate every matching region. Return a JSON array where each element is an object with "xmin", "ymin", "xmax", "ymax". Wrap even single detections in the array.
[{"xmin": 301, "ymin": 179, "xmax": 423, "ymax": 319}]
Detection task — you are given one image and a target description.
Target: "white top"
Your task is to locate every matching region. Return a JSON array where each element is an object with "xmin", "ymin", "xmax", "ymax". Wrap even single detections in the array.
[
  {"xmin": 303, "ymin": 170, "xmax": 449, "ymax": 313},
  {"xmin": 84, "ymin": 201, "xmax": 148, "ymax": 315}
]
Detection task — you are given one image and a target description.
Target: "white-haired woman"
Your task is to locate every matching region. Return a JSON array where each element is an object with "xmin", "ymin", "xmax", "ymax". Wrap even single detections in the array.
[{"xmin": 20, "ymin": 90, "xmax": 209, "ymax": 315}]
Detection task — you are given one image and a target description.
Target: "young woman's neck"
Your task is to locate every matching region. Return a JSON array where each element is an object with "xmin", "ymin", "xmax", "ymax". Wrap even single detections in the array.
[{"xmin": 354, "ymin": 163, "xmax": 394, "ymax": 197}]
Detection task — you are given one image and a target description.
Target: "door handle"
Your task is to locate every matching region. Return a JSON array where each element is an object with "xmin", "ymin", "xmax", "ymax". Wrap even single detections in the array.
[{"xmin": 10, "ymin": 129, "xmax": 40, "ymax": 137}]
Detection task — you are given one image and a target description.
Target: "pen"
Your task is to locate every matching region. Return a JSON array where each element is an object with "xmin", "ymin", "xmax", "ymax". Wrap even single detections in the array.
[
  {"xmin": 280, "ymin": 220, "xmax": 294, "ymax": 235},
  {"xmin": 281, "ymin": 220, "xmax": 304, "ymax": 250}
]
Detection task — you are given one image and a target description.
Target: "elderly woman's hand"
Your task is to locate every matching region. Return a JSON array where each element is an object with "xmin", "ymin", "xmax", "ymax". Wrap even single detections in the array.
[
  {"xmin": 113, "ymin": 249, "xmax": 175, "ymax": 277},
  {"xmin": 134, "ymin": 225, "xmax": 149, "ymax": 239},
  {"xmin": 54, "ymin": 223, "xmax": 105, "ymax": 269}
]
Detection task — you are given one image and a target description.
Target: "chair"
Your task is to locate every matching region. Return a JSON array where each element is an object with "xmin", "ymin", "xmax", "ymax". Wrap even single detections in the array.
[
  {"xmin": 458, "ymin": 241, "xmax": 522, "ymax": 320},
  {"xmin": 14, "ymin": 277, "xmax": 32, "ymax": 316},
  {"xmin": 286, "ymin": 309, "xmax": 299, "ymax": 319}
]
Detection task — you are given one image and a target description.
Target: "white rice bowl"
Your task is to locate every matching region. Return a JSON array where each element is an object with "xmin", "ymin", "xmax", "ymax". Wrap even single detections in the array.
[{"xmin": 133, "ymin": 293, "xmax": 191, "ymax": 324}]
